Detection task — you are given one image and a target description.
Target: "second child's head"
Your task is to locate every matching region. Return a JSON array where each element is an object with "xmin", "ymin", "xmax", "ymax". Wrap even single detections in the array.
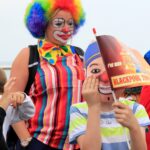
[
  {"xmin": 84, "ymin": 42, "xmax": 128, "ymax": 101},
  {"xmin": 84, "ymin": 42, "xmax": 114, "ymax": 102}
]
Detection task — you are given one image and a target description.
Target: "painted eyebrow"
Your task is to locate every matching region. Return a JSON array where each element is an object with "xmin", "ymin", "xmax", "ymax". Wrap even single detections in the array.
[
  {"xmin": 53, "ymin": 18, "xmax": 64, "ymax": 22},
  {"xmin": 53, "ymin": 18, "xmax": 73, "ymax": 21},
  {"xmin": 89, "ymin": 63, "xmax": 99, "ymax": 68}
]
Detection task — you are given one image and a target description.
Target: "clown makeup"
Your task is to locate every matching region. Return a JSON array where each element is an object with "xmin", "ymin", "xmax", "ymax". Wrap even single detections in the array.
[
  {"xmin": 46, "ymin": 10, "xmax": 74, "ymax": 45},
  {"xmin": 52, "ymin": 18, "xmax": 74, "ymax": 29},
  {"xmin": 86, "ymin": 57, "xmax": 112, "ymax": 95},
  {"xmin": 53, "ymin": 18, "xmax": 74, "ymax": 44}
]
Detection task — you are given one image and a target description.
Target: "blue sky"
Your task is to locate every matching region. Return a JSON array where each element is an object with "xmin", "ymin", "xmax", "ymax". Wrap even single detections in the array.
[{"xmin": 1, "ymin": 0, "xmax": 150, "ymax": 67}]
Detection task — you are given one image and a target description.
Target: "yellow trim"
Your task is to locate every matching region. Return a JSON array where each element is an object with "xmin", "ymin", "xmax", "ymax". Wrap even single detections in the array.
[{"xmin": 85, "ymin": 52, "xmax": 100, "ymax": 66}]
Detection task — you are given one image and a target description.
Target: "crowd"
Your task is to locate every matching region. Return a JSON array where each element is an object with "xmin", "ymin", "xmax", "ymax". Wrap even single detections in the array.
[{"xmin": 0, "ymin": 0, "xmax": 150, "ymax": 150}]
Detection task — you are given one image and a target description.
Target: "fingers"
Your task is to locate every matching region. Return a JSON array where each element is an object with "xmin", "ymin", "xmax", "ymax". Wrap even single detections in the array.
[
  {"xmin": 113, "ymin": 102, "xmax": 130, "ymax": 114},
  {"xmin": 82, "ymin": 76, "xmax": 99, "ymax": 103},
  {"xmin": 4, "ymin": 77, "xmax": 16, "ymax": 93},
  {"xmin": 112, "ymin": 101, "xmax": 127, "ymax": 109},
  {"xmin": 115, "ymin": 113, "xmax": 126, "ymax": 120},
  {"xmin": 10, "ymin": 92, "xmax": 25, "ymax": 107},
  {"xmin": 114, "ymin": 109, "xmax": 132, "ymax": 128},
  {"xmin": 83, "ymin": 76, "xmax": 99, "ymax": 90},
  {"xmin": 82, "ymin": 76, "xmax": 89, "ymax": 89},
  {"xmin": 94, "ymin": 78, "xmax": 99, "ymax": 89}
]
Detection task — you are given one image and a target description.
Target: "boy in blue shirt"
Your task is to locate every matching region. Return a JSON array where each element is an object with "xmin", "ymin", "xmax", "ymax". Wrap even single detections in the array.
[{"xmin": 69, "ymin": 42, "xmax": 150, "ymax": 150}]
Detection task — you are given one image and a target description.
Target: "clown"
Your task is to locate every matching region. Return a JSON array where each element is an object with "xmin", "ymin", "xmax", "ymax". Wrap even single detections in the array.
[
  {"xmin": 10, "ymin": 0, "xmax": 85, "ymax": 149},
  {"xmin": 69, "ymin": 42, "xmax": 150, "ymax": 150}
]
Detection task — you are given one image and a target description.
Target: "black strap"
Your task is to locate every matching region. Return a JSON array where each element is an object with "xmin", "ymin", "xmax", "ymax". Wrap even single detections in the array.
[
  {"xmin": 74, "ymin": 46, "xmax": 84, "ymax": 61},
  {"xmin": 24, "ymin": 45, "xmax": 39, "ymax": 94},
  {"xmin": 24, "ymin": 45, "xmax": 84, "ymax": 94},
  {"xmin": 6, "ymin": 45, "xmax": 84, "ymax": 149}
]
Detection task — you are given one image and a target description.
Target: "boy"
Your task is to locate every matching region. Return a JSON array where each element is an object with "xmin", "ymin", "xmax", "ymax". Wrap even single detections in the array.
[
  {"xmin": 0, "ymin": 76, "xmax": 35, "ymax": 149},
  {"xmin": 69, "ymin": 42, "xmax": 150, "ymax": 150},
  {"xmin": 0, "ymin": 69, "xmax": 35, "ymax": 139}
]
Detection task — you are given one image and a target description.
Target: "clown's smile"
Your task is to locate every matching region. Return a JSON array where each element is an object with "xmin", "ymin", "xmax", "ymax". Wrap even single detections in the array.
[
  {"xmin": 54, "ymin": 30, "xmax": 73, "ymax": 44},
  {"xmin": 98, "ymin": 85, "xmax": 112, "ymax": 95}
]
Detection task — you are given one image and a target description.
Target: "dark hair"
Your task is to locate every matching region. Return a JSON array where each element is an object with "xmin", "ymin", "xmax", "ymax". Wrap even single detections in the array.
[
  {"xmin": 0, "ymin": 69, "xmax": 7, "ymax": 93},
  {"xmin": 124, "ymin": 86, "xmax": 142, "ymax": 96}
]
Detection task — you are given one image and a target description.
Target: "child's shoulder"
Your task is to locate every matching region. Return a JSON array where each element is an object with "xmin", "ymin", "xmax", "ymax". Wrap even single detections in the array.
[
  {"xmin": 71, "ymin": 102, "xmax": 88, "ymax": 113},
  {"xmin": 119, "ymin": 97, "xmax": 138, "ymax": 105},
  {"xmin": 119, "ymin": 97, "xmax": 146, "ymax": 112},
  {"xmin": 72, "ymin": 102, "xmax": 87, "ymax": 107}
]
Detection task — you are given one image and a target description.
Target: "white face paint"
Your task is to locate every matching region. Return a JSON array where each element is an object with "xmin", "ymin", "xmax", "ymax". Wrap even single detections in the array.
[
  {"xmin": 87, "ymin": 57, "xmax": 114, "ymax": 102},
  {"xmin": 53, "ymin": 30, "xmax": 73, "ymax": 44},
  {"xmin": 87, "ymin": 57, "xmax": 112, "ymax": 95},
  {"xmin": 45, "ymin": 10, "xmax": 75, "ymax": 45},
  {"xmin": 98, "ymin": 85, "xmax": 112, "ymax": 95}
]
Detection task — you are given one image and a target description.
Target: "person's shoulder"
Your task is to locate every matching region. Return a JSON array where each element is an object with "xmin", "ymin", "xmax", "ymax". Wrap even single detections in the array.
[
  {"xmin": 120, "ymin": 98, "xmax": 147, "ymax": 113},
  {"xmin": 18, "ymin": 47, "xmax": 30, "ymax": 58},
  {"xmin": 12, "ymin": 47, "xmax": 30, "ymax": 66},
  {"xmin": 119, "ymin": 97, "xmax": 137, "ymax": 105},
  {"xmin": 10, "ymin": 47, "xmax": 30, "ymax": 90},
  {"xmin": 17, "ymin": 47, "xmax": 30, "ymax": 56}
]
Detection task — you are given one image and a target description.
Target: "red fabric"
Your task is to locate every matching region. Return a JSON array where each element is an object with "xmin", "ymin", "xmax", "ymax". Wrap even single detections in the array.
[
  {"xmin": 146, "ymin": 126, "xmax": 150, "ymax": 150},
  {"xmin": 140, "ymin": 86, "xmax": 150, "ymax": 150},
  {"xmin": 140, "ymin": 86, "xmax": 150, "ymax": 117}
]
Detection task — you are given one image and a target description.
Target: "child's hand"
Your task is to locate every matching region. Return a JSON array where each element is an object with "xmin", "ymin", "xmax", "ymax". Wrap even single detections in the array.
[
  {"xmin": 113, "ymin": 102, "xmax": 138, "ymax": 130},
  {"xmin": 82, "ymin": 76, "xmax": 100, "ymax": 109},
  {"xmin": 1, "ymin": 77, "xmax": 25, "ymax": 108},
  {"xmin": 0, "ymin": 77, "xmax": 16, "ymax": 110},
  {"xmin": 3, "ymin": 77, "xmax": 16, "ymax": 99},
  {"xmin": 10, "ymin": 92, "xmax": 25, "ymax": 108}
]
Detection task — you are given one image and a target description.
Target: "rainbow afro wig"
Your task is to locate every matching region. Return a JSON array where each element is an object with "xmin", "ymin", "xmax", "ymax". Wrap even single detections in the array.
[{"xmin": 24, "ymin": 0, "xmax": 86, "ymax": 39}]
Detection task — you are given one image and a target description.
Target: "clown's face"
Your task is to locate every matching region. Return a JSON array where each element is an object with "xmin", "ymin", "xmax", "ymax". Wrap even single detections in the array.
[
  {"xmin": 45, "ymin": 10, "xmax": 74, "ymax": 45},
  {"xmin": 86, "ymin": 57, "xmax": 114, "ymax": 102}
]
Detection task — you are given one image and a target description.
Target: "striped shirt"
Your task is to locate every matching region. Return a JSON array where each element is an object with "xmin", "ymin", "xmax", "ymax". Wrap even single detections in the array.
[
  {"xmin": 28, "ymin": 46, "xmax": 84, "ymax": 149},
  {"xmin": 69, "ymin": 99, "xmax": 150, "ymax": 150}
]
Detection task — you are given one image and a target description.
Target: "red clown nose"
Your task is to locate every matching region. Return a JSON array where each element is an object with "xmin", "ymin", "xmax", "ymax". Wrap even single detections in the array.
[
  {"xmin": 100, "ymin": 71, "xmax": 109, "ymax": 83},
  {"xmin": 62, "ymin": 26, "xmax": 70, "ymax": 33}
]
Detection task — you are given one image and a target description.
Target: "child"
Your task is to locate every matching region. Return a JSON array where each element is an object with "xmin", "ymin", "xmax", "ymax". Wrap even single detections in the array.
[
  {"xmin": 69, "ymin": 42, "xmax": 150, "ymax": 150},
  {"xmin": 2, "ymin": 78, "xmax": 35, "ymax": 126},
  {"xmin": 0, "ymin": 77, "xmax": 35, "ymax": 149},
  {"xmin": 0, "ymin": 78, "xmax": 34, "ymax": 150}
]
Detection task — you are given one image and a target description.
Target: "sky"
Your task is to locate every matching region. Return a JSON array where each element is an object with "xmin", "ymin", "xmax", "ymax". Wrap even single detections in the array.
[{"xmin": 1, "ymin": 0, "xmax": 150, "ymax": 67}]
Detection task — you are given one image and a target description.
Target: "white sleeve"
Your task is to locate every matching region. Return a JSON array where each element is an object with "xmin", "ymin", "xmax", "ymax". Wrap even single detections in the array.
[
  {"xmin": 9, "ymin": 94, "xmax": 35, "ymax": 124},
  {"xmin": 18, "ymin": 94, "xmax": 35, "ymax": 120}
]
